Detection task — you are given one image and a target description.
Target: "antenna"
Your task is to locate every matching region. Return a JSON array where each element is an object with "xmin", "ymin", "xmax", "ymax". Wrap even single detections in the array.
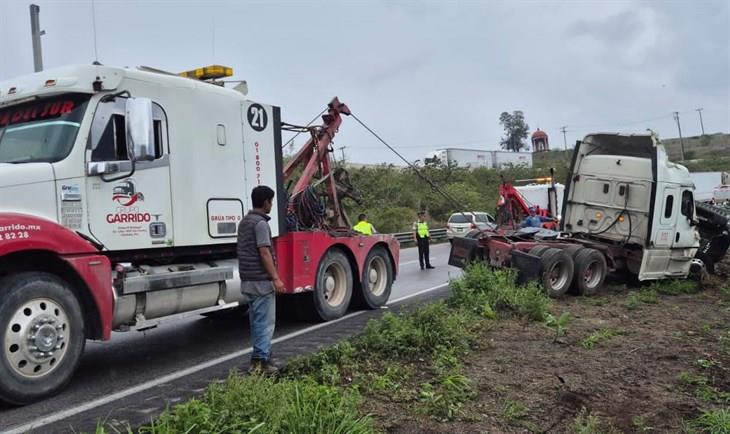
[{"xmin": 91, "ymin": 0, "xmax": 99, "ymax": 62}]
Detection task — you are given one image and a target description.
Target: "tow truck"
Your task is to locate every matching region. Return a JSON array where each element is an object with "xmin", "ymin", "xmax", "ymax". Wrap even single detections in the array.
[
  {"xmin": 450, "ymin": 133, "xmax": 730, "ymax": 296},
  {"xmin": 0, "ymin": 64, "xmax": 398, "ymax": 404}
]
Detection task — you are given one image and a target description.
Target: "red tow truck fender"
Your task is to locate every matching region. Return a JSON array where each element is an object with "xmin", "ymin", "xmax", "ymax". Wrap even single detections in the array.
[{"xmin": 0, "ymin": 213, "xmax": 113, "ymax": 340}]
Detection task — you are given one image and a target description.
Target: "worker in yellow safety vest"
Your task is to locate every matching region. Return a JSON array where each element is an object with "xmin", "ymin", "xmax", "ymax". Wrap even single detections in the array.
[
  {"xmin": 353, "ymin": 213, "xmax": 376, "ymax": 235},
  {"xmin": 413, "ymin": 211, "xmax": 434, "ymax": 270}
]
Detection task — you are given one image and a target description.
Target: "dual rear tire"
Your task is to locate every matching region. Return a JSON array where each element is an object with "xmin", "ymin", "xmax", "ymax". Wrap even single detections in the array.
[
  {"xmin": 313, "ymin": 247, "xmax": 393, "ymax": 321},
  {"xmin": 528, "ymin": 246, "xmax": 607, "ymax": 297}
]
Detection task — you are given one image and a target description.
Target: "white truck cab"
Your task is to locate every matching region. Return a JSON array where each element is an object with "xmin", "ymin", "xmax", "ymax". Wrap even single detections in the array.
[{"xmin": 562, "ymin": 133, "xmax": 699, "ymax": 280}]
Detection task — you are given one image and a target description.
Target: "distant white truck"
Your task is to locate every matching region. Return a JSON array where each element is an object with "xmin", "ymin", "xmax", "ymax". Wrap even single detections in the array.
[
  {"xmin": 689, "ymin": 172, "xmax": 730, "ymax": 202},
  {"xmin": 426, "ymin": 148, "xmax": 532, "ymax": 169}
]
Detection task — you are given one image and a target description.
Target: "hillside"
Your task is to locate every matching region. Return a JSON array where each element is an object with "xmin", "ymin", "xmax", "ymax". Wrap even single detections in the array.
[{"xmin": 532, "ymin": 133, "xmax": 730, "ymax": 173}]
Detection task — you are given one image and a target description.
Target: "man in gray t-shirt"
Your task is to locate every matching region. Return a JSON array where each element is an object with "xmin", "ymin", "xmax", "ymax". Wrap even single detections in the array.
[{"xmin": 237, "ymin": 185, "xmax": 285, "ymax": 374}]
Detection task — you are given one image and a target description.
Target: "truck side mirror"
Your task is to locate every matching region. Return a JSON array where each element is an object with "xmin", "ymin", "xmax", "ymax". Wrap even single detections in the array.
[{"xmin": 125, "ymin": 97, "xmax": 155, "ymax": 162}]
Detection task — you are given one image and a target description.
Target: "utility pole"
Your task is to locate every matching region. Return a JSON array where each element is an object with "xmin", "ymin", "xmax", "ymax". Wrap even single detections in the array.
[
  {"xmin": 338, "ymin": 145, "xmax": 347, "ymax": 165},
  {"xmin": 560, "ymin": 126, "xmax": 568, "ymax": 150},
  {"xmin": 696, "ymin": 108, "xmax": 705, "ymax": 136},
  {"xmin": 673, "ymin": 111, "xmax": 685, "ymax": 160},
  {"xmin": 29, "ymin": 4, "xmax": 45, "ymax": 72}
]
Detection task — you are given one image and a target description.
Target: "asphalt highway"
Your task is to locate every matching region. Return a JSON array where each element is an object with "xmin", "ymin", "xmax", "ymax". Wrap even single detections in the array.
[{"xmin": 0, "ymin": 242, "xmax": 460, "ymax": 434}]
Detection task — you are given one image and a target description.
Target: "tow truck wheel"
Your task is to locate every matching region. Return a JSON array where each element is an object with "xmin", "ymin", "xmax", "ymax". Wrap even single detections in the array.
[
  {"xmin": 540, "ymin": 248, "xmax": 574, "ymax": 298},
  {"xmin": 313, "ymin": 249, "xmax": 353, "ymax": 321},
  {"xmin": 572, "ymin": 249, "xmax": 607, "ymax": 296},
  {"xmin": 357, "ymin": 246, "xmax": 393, "ymax": 309},
  {"xmin": 0, "ymin": 272, "xmax": 85, "ymax": 405},
  {"xmin": 529, "ymin": 246, "xmax": 551, "ymax": 257}
]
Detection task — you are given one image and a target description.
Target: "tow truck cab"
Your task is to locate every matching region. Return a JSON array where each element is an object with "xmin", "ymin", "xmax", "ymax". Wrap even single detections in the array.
[{"xmin": 562, "ymin": 133, "xmax": 699, "ymax": 279}]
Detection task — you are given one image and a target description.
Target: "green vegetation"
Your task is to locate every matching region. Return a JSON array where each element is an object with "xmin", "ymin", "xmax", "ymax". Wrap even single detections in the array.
[
  {"xmin": 544, "ymin": 312, "xmax": 572, "ymax": 343},
  {"xmin": 450, "ymin": 263, "xmax": 551, "ymax": 321},
  {"xmin": 581, "ymin": 328, "xmax": 627, "ymax": 349},
  {"xmin": 649, "ymin": 279, "xmax": 699, "ymax": 295},
  {"xmin": 626, "ymin": 288, "xmax": 659, "ymax": 309},
  {"xmin": 679, "ymin": 372, "xmax": 730, "ymax": 404},
  {"xmin": 683, "ymin": 409, "xmax": 730, "ymax": 434},
  {"xmin": 501, "ymin": 398, "xmax": 529, "ymax": 421},
  {"xmin": 138, "ymin": 374, "xmax": 372, "ymax": 434},
  {"xmin": 573, "ymin": 408, "xmax": 620, "ymax": 434}
]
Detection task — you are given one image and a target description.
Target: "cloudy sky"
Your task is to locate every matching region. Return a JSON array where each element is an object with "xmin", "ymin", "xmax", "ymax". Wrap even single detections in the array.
[{"xmin": 1, "ymin": 0, "xmax": 728, "ymax": 165}]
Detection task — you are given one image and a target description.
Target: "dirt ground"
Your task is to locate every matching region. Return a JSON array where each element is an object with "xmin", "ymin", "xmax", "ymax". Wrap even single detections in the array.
[{"xmin": 365, "ymin": 274, "xmax": 730, "ymax": 433}]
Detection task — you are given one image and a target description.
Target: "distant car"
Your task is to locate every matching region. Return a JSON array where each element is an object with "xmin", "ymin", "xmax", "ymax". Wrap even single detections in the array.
[{"xmin": 446, "ymin": 212, "xmax": 495, "ymax": 240}]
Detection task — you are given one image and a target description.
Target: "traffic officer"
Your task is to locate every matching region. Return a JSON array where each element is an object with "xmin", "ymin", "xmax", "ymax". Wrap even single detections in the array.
[
  {"xmin": 353, "ymin": 213, "xmax": 376, "ymax": 235},
  {"xmin": 413, "ymin": 211, "xmax": 434, "ymax": 270}
]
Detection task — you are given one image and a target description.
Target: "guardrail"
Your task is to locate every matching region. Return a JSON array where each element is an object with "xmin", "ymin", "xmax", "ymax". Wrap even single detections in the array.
[{"xmin": 392, "ymin": 228, "xmax": 448, "ymax": 245}]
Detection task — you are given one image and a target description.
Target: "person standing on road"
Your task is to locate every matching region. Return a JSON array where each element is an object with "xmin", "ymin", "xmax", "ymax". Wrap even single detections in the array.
[
  {"xmin": 353, "ymin": 213, "xmax": 376, "ymax": 235},
  {"xmin": 413, "ymin": 211, "xmax": 434, "ymax": 270},
  {"xmin": 238, "ymin": 185, "xmax": 285, "ymax": 375}
]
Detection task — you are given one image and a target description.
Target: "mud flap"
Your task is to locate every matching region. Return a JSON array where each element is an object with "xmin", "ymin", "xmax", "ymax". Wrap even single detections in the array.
[
  {"xmin": 511, "ymin": 250, "xmax": 541, "ymax": 285},
  {"xmin": 449, "ymin": 237, "xmax": 479, "ymax": 268}
]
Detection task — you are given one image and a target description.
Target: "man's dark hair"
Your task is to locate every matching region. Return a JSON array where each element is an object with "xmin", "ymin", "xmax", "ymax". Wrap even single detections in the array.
[
  {"xmin": 358, "ymin": 213, "xmax": 367, "ymax": 221},
  {"xmin": 251, "ymin": 185, "xmax": 275, "ymax": 208},
  {"xmin": 418, "ymin": 211, "xmax": 426, "ymax": 216}
]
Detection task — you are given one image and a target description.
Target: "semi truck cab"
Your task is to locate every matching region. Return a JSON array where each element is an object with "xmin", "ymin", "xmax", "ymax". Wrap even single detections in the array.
[{"xmin": 562, "ymin": 133, "xmax": 699, "ymax": 279}]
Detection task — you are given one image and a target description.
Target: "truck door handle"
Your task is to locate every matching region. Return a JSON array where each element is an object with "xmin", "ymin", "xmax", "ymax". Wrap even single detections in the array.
[{"xmin": 676, "ymin": 232, "xmax": 680, "ymax": 242}]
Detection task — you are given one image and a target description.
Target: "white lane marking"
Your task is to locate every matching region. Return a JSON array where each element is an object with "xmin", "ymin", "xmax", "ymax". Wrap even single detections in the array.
[
  {"xmin": 387, "ymin": 282, "xmax": 449, "ymax": 304},
  {"xmin": 2, "ymin": 282, "xmax": 450, "ymax": 434}
]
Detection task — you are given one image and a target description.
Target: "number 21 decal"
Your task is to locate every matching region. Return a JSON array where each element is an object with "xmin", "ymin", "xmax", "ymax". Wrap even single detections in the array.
[{"xmin": 247, "ymin": 103, "xmax": 268, "ymax": 132}]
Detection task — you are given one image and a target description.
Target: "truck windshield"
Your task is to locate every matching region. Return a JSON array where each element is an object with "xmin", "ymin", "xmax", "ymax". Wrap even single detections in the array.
[{"xmin": 0, "ymin": 94, "xmax": 90, "ymax": 163}]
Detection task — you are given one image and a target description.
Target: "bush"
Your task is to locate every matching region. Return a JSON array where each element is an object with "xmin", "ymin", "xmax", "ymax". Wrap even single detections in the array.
[
  {"xmin": 140, "ymin": 373, "xmax": 373, "ymax": 434},
  {"xmin": 450, "ymin": 263, "xmax": 551, "ymax": 321},
  {"xmin": 357, "ymin": 301, "xmax": 478, "ymax": 359}
]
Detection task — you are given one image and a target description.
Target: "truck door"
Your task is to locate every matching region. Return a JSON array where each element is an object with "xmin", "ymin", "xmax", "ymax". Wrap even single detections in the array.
[
  {"xmin": 667, "ymin": 188, "xmax": 699, "ymax": 274},
  {"xmin": 639, "ymin": 185, "xmax": 678, "ymax": 279},
  {"xmin": 84, "ymin": 97, "xmax": 174, "ymax": 251}
]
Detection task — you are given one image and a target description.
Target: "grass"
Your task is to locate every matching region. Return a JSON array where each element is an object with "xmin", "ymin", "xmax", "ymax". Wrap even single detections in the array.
[
  {"xmin": 683, "ymin": 409, "xmax": 730, "ymax": 434},
  {"xmin": 450, "ymin": 263, "xmax": 551, "ymax": 321},
  {"xmin": 649, "ymin": 279, "xmax": 699, "ymax": 296},
  {"xmin": 501, "ymin": 399, "xmax": 529, "ymax": 421},
  {"xmin": 581, "ymin": 328, "xmax": 627, "ymax": 349},
  {"xmin": 573, "ymin": 408, "xmax": 620, "ymax": 434},
  {"xmin": 626, "ymin": 288, "xmax": 659, "ymax": 309},
  {"xmin": 138, "ymin": 373, "xmax": 373, "ymax": 434},
  {"xmin": 679, "ymin": 372, "xmax": 730, "ymax": 405}
]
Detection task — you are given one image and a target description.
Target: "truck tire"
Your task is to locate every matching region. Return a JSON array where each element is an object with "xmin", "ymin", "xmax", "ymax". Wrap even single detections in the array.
[
  {"xmin": 357, "ymin": 246, "xmax": 393, "ymax": 309},
  {"xmin": 540, "ymin": 248, "xmax": 574, "ymax": 298},
  {"xmin": 572, "ymin": 249, "xmax": 607, "ymax": 296},
  {"xmin": 529, "ymin": 245, "xmax": 551, "ymax": 257},
  {"xmin": 0, "ymin": 272, "xmax": 85, "ymax": 405},
  {"xmin": 313, "ymin": 249, "xmax": 353, "ymax": 321}
]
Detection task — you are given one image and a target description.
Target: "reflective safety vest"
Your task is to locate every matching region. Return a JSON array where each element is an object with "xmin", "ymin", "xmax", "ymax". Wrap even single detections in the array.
[
  {"xmin": 416, "ymin": 221, "xmax": 429, "ymax": 238},
  {"xmin": 353, "ymin": 221, "xmax": 373, "ymax": 235}
]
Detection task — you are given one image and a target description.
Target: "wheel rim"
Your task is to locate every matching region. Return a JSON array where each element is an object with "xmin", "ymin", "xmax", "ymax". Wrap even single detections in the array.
[
  {"xmin": 4, "ymin": 298, "xmax": 69, "ymax": 378},
  {"xmin": 548, "ymin": 262, "xmax": 568, "ymax": 289},
  {"xmin": 583, "ymin": 260, "xmax": 602, "ymax": 288},
  {"xmin": 323, "ymin": 263, "xmax": 347, "ymax": 308},
  {"xmin": 367, "ymin": 256, "xmax": 388, "ymax": 297}
]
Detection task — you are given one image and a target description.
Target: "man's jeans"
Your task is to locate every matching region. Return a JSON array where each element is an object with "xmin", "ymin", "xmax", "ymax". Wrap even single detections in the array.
[{"xmin": 248, "ymin": 292, "xmax": 276, "ymax": 361}]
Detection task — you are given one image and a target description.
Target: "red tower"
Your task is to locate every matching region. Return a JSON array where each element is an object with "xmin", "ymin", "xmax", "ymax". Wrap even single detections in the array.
[{"xmin": 531, "ymin": 128, "xmax": 549, "ymax": 152}]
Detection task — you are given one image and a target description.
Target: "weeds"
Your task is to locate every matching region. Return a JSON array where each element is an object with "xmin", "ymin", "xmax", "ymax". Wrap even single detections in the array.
[
  {"xmin": 649, "ymin": 279, "xmax": 699, "ymax": 295},
  {"xmin": 139, "ymin": 373, "xmax": 373, "ymax": 434},
  {"xmin": 418, "ymin": 373, "xmax": 476, "ymax": 422},
  {"xmin": 544, "ymin": 312, "xmax": 572, "ymax": 343},
  {"xmin": 679, "ymin": 372, "xmax": 730, "ymax": 404},
  {"xmin": 683, "ymin": 408, "xmax": 730, "ymax": 434},
  {"xmin": 581, "ymin": 328, "xmax": 627, "ymax": 349},
  {"xmin": 451, "ymin": 263, "xmax": 551, "ymax": 321},
  {"xmin": 626, "ymin": 288, "xmax": 659, "ymax": 309},
  {"xmin": 632, "ymin": 415, "xmax": 655, "ymax": 432},
  {"xmin": 574, "ymin": 407, "xmax": 621, "ymax": 434},
  {"xmin": 502, "ymin": 398, "xmax": 528, "ymax": 421}
]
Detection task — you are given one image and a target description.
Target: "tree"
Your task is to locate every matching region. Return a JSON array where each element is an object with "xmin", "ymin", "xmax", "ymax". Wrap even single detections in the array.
[{"xmin": 499, "ymin": 111, "xmax": 530, "ymax": 152}]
